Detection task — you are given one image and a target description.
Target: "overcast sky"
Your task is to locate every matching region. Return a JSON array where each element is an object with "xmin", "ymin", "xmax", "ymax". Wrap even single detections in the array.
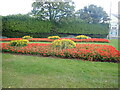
[{"xmin": 0, "ymin": 0, "xmax": 119, "ymax": 16}]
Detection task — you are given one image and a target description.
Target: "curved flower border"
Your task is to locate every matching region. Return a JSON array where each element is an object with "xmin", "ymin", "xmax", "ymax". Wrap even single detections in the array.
[{"xmin": 1, "ymin": 43, "xmax": 120, "ymax": 63}]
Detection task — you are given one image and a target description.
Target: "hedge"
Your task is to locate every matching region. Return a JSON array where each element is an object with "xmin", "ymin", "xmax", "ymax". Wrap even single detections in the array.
[
  {"xmin": 2, "ymin": 15, "xmax": 53, "ymax": 33},
  {"xmin": 2, "ymin": 15, "xmax": 109, "ymax": 38},
  {"xmin": 57, "ymin": 22, "xmax": 109, "ymax": 35}
]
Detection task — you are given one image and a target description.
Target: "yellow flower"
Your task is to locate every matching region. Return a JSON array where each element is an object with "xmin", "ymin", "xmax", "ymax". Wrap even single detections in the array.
[
  {"xmin": 48, "ymin": 36, "xmax": 60, "ymax": 39},
  {"xmin": 10, "ymin": 39, "xmax": 29, "ymax": 46},
  {"xmin": 75, "ymin": 35, "xmax": 89, "ymax": 39},
  {"xmin": 52, "ymin": 39, "xmax": 76, "ymax": 49},
  {"xmin": 22, "ymin": 36, "xmax": 32, "ymax": 39}
]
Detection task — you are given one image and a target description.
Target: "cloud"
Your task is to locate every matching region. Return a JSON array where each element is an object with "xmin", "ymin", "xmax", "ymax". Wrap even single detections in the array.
[
  {"xmin": 0, "ymin": 0, "xmax": 33, "ymax": 16},
  {"xmin": 0, "ymin": 0, "xmax": 119, "ymax": 16}
]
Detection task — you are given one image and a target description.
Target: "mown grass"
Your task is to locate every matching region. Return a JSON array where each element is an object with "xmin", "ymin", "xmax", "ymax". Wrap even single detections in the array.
[
  {"xmin": 0, "ymin": 53, "xmax": 2, "ymax": 89},
  {"xmin": 2, "ymin": 53, "xmax": 118, "ymax": 88}
]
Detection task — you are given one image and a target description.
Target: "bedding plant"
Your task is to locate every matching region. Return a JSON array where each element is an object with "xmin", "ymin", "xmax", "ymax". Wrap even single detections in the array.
[
  {"xmin": 48, "ymin": 36, "xmax": 60, "ymax": 39},
  {"xmin": 22, "ymin": 36, "xmax": 33, "ymax": 39},
  {"xmin": 1, "ymin": 42, "xmax": 120, "ymax": 63},
  {"xmin": 1, "ymin": 38, "xmax": 110, "ymax": 43},
  {"xmin": 75, "ymin": 35, "xmax": 89, "ymax": 39},
  {"xmin": 10, "ymin": 39, "xmax": 29, "ymax": 46},
  {"xmin": 52, "ymin": 39, "xmax": 76, "ymax": 49}
]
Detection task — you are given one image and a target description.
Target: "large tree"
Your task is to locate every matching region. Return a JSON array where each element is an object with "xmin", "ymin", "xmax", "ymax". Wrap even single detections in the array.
[
  {"xmin": 76, "ymin": 4, "xmax": 110, "ymax": 24},
  {"xmin": 31, "ymin": 1, "xmax": 75, "ymax": 22}
]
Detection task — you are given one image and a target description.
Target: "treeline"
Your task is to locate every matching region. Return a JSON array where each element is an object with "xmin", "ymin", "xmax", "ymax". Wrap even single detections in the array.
[{"xmin": 2, "ymin": 14, "xmax": 109, "ymax": 38}]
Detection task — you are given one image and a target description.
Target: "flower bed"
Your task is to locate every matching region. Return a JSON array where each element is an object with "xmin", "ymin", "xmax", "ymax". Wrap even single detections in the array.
[
  {"xmin": 0, "ymin": 38, "xmax": 110, "ymax": 43},
  {"xmin": 69, "ymin": 38, "xmax": 110, "ymax": 43},
  {"xmin": 0, "ymin": 38, "xmax": 53, "ymax": 42},
  {"xmin": 0, "ymin": 38, "xmax": 21, "ymax": 41},
  {"xmin": 1, "ymin": 43, "xmax": 120, "ymax": 62}
]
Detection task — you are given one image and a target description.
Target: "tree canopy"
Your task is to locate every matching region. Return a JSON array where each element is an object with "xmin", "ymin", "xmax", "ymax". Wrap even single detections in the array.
[
  {"xmin": 76, "ymin": 4, "xmax": 110, "ymax": 24},
  {"xmin": 31, "ymin": 1, "xmax": 75, "ymax": 22}
]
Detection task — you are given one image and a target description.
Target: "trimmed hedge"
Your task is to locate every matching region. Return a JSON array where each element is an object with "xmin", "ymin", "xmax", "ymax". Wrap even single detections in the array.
[
  {"xmin": 2, "ymin": 15, "xmax": 109, "ymax": 38},
  {"xmin": 2, "ymin": 15, "xmax": 53, "ymax": 33},
  {"xmin": 57, "ymin": 22, "xmax": 109, "ymax": 35},
  {"xmin": 2, "ymin": 29, "xmax": 108, "ymax": 38}
]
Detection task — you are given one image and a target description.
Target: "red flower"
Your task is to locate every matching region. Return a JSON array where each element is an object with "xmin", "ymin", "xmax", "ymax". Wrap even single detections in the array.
[{"xmin": 2, "ymin": 43, "xmax": 120, "ymax": 62}]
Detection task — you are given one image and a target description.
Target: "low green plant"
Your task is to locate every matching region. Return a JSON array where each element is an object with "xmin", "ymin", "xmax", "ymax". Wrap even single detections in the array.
[
  {"xmin": 10, "ymin": 39, "xmax": 29, "ymax": 46},
  {"xmin": 52, "ymin": 39, "xmax": 76, "ymax": 49}
]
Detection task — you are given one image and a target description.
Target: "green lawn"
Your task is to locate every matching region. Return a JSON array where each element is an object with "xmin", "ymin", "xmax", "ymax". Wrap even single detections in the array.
[
  {"xmin": 2, "ymin": 53, "xmax": 118, "ymax": 88},
  {"xmin": 0, "ymin": 53, "xmax": 2, "ymax": 89}
]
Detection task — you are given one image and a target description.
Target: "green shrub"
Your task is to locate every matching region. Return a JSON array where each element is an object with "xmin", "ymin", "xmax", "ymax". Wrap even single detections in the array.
[
  {"xmin": 48, "ymin": 36, "xmax": 60, "ymax": 39},
  {"xmin": 10, "ymin": 39, "xmax": 29, "ymax": 46},
  {"xmin": 52, "ymin": 39, "xmax": 76, "ymax": 49},
  {"xmin": 22, "ymin": 36, "xmax": 33, "ymax": 39}
]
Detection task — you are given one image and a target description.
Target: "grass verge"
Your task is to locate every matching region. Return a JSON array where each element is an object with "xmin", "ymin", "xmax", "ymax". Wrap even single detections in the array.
[{"xmin": 2, "ymin": 53, "xmax": 118, "ymax": 88}]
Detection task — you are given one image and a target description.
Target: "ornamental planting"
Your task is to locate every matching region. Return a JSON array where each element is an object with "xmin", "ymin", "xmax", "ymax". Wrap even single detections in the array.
[{"xmin": 1, "ymin": 43, "xmax": 120, "ymax": 62}]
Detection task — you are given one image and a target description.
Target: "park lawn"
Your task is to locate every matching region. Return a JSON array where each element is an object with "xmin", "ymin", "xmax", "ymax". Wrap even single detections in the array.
[
  {"xmin": 0, "ymin": 53, "xmax": 2, "ymax": 89},
  {"xmin": 2, "ymin": 53, "xmax": 118, "ymax": 88}
]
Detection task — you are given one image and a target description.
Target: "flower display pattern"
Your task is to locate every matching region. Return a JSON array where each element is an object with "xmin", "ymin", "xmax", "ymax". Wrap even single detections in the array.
[{"xmin": 1, "ymin": 43, "xmax": 120, "ymax": 62}]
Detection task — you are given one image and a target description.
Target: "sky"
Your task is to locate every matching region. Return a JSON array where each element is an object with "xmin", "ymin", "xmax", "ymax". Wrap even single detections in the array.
[{"xmin": 0, "ymin": 0, "xmax": 119, "ymax": 16}]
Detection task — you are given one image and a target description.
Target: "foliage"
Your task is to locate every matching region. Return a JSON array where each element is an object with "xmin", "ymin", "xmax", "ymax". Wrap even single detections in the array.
[
  {"xmin": 75, "ymin": 35, "xmax": 89, "ymax": 39},
  {"xmin": 2, "ymin": 14, "xmax": 109, "ymax": 38},
  {"xmin": 58, "ymin": 21, "xmax": 109, "ymax": 35},
  {"xmin": 31, "ymin": 1, "xmax": 75, "ymax": 22},
  {"xmin": 52, "ymin": 39, "xmax": 76, "ymax": 49},
  {"xmin": 22, "ymin": 36, "xmax": 33, "ymax": 39},
  {"xmin": 2, "ymin": 14, "xmax": 54, "ymax": 33},
  {"xmin": 10, "ymin": 39, "xmax": 29, "ymax": 46},
  {"xmin": 76, "ymin": 4, "xmax": 110, "ymax": 23},
  {"xmin": 48, "ymin": 36, "xmax": 60, "ymax": 39}
]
